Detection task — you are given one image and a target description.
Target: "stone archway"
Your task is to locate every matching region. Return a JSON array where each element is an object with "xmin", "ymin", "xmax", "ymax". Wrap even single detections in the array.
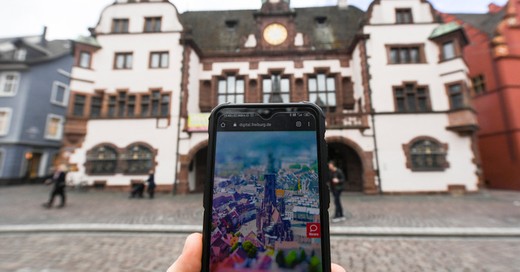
[
  {"xmin": 177, "ymin": 140, "xmax": 208, "ymax": 194},
  {"xmin": 326, "ymin": 136, "xmax": 378, "ymax": 194}
]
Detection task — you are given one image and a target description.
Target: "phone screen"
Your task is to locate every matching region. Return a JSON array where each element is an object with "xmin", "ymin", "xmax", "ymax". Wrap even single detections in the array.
[{"xmin": 206, "ymin": 105, "xmax": 327, "ymax": 272}]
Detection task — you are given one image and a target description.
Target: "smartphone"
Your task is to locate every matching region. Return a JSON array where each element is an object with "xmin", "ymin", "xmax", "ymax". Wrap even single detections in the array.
[{"xmin": 202, "ymin": 103, "xmax": 331, "ymax": 272}]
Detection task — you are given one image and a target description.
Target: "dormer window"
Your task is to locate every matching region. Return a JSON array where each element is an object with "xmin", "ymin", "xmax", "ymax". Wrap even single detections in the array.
[
  {"xmin": 225, "ymin": 20, "xmax": 238, "ymax": 30},
  {"xmin": 14, "ymin": 48, "xmax": 27, "ymax": 61},
  {"xmin": 315, "ymin": 16, "xmax": 328, "ymax": 27},
  {"xmin": 396, "ymin": 9, "xmax": 413, "ymax": 24}
]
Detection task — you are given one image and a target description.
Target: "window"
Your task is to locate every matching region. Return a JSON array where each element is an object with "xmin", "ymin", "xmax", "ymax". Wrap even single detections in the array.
[
  {"xmin": 218, "ymin": 75, "xmax": 245, "ymax": 104},
  {"xmin": 72, "ymin": 94, "xmax": 86, "ymax": 117},
  {"xmin": 263, "ymin": 74, "xmax": 290, "ymax": 103},
  {"xmin": 150, "ymin": 52, "xmax": 169, "ymax": 68},
  {"xmin": 394, "ymin": 83, "xmax": 431, "ymax": 112},
  {"xmin": 128, "ymin": 95, "xmax": 136, "ymax": 117},
  {"xmin": 396, "ymin": 9, "xmax": 413, "ymax": 24},
  {"xmin": 389, "ymin": 46, "xmax": 423, "ymax": 64},
  {"xmin": 447, "ymin": 83, "xmax": 465, "ymax": 110},
  {"xmin": 14, "ymin": 48, "xmax": 27, "ymax": 61},
  {"xmin": 472, "ymin": 75, "xmax": 486, "ymax": 95},
  {"xmin": 44, "ymin": 114, "xmax": 64, "ymax": 140},
  {"xmin": 86, "ymin": 145, "xmax": 118, "ymax": 174},
  {"xmin": 404, "ymin": 137, "xmax": 449, "ymax": 171},
  {"xmin": 51, "ymin": 81, "xmax": 69, "ymax": 106},
  {"xmin": 0, "ymin": 108, "xmax": 12, "ymax": 136},
  {"xmin": 308, "ymin": 73, "xmax": 336, "ymax": 108},
  {"xmin": 108, "ymin": 95, "xmax": 117, "ymax": 117},
  {"xmin": 442, "ymin": 41, "xmax": 456, "ymax": 60},
  {"xmin": 160, "ymin": 94, "xmax": 170, "ymax": 117},
  {"xmin": 0, "ymin": 72, "xmax": 20, "ymax": 96},
  {"xmin": 114, "ymin": 53, "xmax": 133, "ymax": 69},
  {"xmin": 123, "ymin": 144, "xmax": 154, "ymax": 174},
  {"xmin": 144, "ymin": 17, "xmax": 162, "ymax": 33},
  {"xmin": 112, "ymin": 18, "xmax": 129, "ymax": 33},
  {"xmin": 117, "ymin": 92, "xmax": 127, "ymax": 117},
  {"xmin": 79, "ymin": 51, "xmax": 91, "ymax": 68},
  {"xmin": 90, "ymin": 96, "xmax": 103, "ymax": 118},
  {"xmin": 141, "ymin": 95, "xmax": 150, "ymax": 117}
]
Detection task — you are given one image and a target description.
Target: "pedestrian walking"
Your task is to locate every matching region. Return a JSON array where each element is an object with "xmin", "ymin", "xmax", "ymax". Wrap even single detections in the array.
[
  {"xmin": 42, "ymin": 164, "xmax": 68, "ymax": 208},
  {"xmin": 328, "ymin": 161, "xmax": 346, "ymax": 222},
  {"xmin": 146, "ymin": 170, "xmax": 156, "ymax": 199}
]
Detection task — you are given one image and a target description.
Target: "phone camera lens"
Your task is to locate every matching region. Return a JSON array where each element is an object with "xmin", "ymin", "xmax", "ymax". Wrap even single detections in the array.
[
  {"xmin": 296, "ymin": 121, "xmax": 302, "ymax": 128},
  {"xmin": 220, "ymin": 122, "xmax": 226, "ymax": 128}
]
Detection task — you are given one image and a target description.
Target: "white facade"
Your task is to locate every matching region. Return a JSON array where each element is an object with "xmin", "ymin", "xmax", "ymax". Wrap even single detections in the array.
[
  {"xmin": 65, "ymin": 0, "xmax": 479, "ymax": 193},
  {"xmin": 68, "ymin": 0, "xmax": 184, "ymax": 187},
  {"xmin": 356, "ymin": 0, "xmax": 478, "ymax": 192}
]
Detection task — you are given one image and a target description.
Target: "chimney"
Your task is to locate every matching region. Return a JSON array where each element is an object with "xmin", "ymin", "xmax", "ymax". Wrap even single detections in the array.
[
  {"xmin": 488, "ymin": 3, "xmax": 503, "ymax": 14},
  {"xmin": 338, "ymin": 0, "xmax": 348, "ymax": 10},
  {"xmin": 41, "ymin": 26, "xmax": 47, "ymax": 46}
]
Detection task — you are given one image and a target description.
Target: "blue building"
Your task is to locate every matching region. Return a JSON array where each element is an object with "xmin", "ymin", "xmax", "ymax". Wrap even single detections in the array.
[{"xmin": 0, "ymin": 29, "xmax": 73, "ymax": 183}]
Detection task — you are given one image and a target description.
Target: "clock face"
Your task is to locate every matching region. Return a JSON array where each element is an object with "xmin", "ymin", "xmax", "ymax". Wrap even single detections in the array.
[{"xmin": 263, "ymin": 23, "xmax": 288, "ymax": 46}]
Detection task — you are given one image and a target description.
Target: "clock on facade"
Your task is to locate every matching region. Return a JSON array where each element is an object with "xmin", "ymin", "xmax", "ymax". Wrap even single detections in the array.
[{"xmin": 263, "ymin": 23, "xmax": 288, "ymax": 46}]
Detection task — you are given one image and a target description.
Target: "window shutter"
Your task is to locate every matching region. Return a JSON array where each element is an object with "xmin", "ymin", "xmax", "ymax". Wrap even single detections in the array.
[
  {"xmin": 199, "ymin": 80, "xmax": 213, "ymax": 112},
  {"xmin": 342, "ymin": 77, "xmax": 355, "ymax": 109}
]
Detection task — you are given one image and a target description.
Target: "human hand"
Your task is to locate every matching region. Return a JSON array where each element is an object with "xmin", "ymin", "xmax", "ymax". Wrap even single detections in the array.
[{"xmin": 168, "ymin": 233, "xmax": 347, "ymax": 272}]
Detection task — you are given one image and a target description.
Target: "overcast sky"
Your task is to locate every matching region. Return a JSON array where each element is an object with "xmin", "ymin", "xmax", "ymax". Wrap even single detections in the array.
[{"xmin": 0, "ymin": 0, "xmax": 509, "ymax": 40}]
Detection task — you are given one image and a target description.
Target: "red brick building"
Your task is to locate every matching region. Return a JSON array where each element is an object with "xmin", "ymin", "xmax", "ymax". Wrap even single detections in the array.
[{"xmin": 442, "ymin": 1, "xmax": 520, "ymax": 190}]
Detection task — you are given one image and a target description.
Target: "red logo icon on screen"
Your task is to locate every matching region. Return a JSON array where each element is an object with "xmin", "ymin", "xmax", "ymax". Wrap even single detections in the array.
[{"xmin": 306, "ymin": 223, "xmax": 321, "ymax": 238}]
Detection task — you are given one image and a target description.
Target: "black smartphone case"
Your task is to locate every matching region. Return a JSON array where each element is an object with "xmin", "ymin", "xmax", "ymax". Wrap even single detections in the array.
[{"xmin": 202, "ymin": 102, "xmax": 331, "ymax": 272}]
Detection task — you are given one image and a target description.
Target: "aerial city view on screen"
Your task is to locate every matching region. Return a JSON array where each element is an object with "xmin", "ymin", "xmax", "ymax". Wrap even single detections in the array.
[{"xmin": 210, "ymin": 131, "xmax": 323, "ymax": 272}]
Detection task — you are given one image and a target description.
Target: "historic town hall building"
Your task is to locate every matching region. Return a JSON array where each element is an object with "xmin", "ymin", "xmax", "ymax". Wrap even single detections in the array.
[{"xmin": 64, "ymin": 0, "xmax": 480, "ymax": 194}]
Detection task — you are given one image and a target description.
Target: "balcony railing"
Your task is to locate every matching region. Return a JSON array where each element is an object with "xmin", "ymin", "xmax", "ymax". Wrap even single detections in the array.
[{"xmin": 325, "ymin": 112, "xmax": 370, "ymax": 130}]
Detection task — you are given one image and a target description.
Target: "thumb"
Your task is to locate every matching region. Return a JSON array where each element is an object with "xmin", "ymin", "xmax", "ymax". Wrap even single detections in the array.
[{"xmin": 167, "ymin": 233, "xmax": 202, "ymax": 272}]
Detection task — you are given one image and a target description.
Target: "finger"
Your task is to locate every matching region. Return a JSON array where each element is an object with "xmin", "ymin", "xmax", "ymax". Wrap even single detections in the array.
[
  {"xmin": 167, "ymin": 233, "xmax": 203, "ymax": 272},
  {"xmin": 332, "ymin": 263, "xmax": 346, "ymax": 272}
]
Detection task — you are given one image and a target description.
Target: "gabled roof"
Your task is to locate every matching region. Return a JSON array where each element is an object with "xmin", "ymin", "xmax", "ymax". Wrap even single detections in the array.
[
  {"xmin": 0, "ymin": 35, "xmax": 72, "ymax": 65},
  {"xmin": 450, "ymin": 9, "xmax": 506, "ymax": 37},
  {"xmin": 179, "ymin": 5, "xmax": 365, "ymax": 55}
]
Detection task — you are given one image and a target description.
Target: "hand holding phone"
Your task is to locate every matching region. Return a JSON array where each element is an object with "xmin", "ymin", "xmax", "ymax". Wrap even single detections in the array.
[{"xmin": 202, "ymin": 103, "xmax": 331, "ymax": 272}]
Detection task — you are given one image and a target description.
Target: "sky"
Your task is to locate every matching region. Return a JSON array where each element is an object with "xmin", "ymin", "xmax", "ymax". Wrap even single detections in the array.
[{"xmin": 0, "ymin": 0, "xmax": 510, "ymax": 40}]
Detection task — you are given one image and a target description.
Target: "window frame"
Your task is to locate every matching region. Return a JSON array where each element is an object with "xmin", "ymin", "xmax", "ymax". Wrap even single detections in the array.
[
  {"xmin": 441, "ymin": 40, "xmax": 457, "ymax": 61},
  {"xmin": 0, "ymin": 108, "xmax": 12, "ymax": 136},
  {"xmin": 14, "ymin": 48, "xmax": 27, "ymax": 61},
  {"xmin": 395, "ymin": 8, "xmax": 413, "ymax": 24},
  {"xmin": 122, "ymin": 144, "xmax": 155, "ymax": 175},
  {"xmin": 86, "ymin": 144, "xmax": 119, "ymax": 175},
  {"xmin": 114, "ymin": 52, "xmax": 133, "ymax": 70},
  {"xmin": 262, "ymin": 73, "xmax": 291, "ymax": 103},
  {"xmin": 0, "ymin": 72, "xmax": 21, "ymax": 97},
  {"xmin": 44, "ymin": 114, "xmax": 64, "ymax": 141},
  {"xmin": 307, "ymin": 72, "xmax": 338, "ymax": 109},
  {"xmin": 72, "ymin": 94, "xmax": 86, "ymax": 117},
  {"xmin": 144, "ymin": 17, "xmax": 162, "ymax": 33},
  {"xmin": 445, "ymin": 82, "xmax": 467, "ymax": 110},
  {"xmin": 393, "ymin": 82, "xmax": 432, "ymax": 113},
  {"xmin": 149, "ymin": 51, "xmax": 169, "ymax": 69},
  {"xmin": 217, "ymin": 74, "xmax": 246, "ymax": 104},
  {"xmin": 79, "ymin": 51, "xmax": 92, "ymax": 69},
  {"xmin": 403, "ymin": 136, "xmax": 450, "ymax": 172},
  {"xmin": 112, "ymin": 18, "xmax": 129, "ymax": 33},
  {"xmin": 50, "ymin": 81, "xmax": 70, "ymax": 107},
  {"xmin": 472, "ymin": 75, "xmax": 486, "ymax": 95},
  {"xmin": 386, "ymin": 44, "xmax": 426, "ymax": 64}
]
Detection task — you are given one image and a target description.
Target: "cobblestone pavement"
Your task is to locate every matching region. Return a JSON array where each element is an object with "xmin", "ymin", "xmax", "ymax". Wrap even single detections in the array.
[
  {"xmin": 0, "ymin": 233, "xmax": 518, "ymax": 272},
  {"xmin": 1, "ymin": 185, "xmax": 520, "ymax": 228}
]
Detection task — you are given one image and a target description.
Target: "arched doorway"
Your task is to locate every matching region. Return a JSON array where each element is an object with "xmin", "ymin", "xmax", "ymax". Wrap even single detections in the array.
[
  {"xmin": 188, "ymin": 146, "xmax": 207, "ymax": 193},
  {"xmin": 327, "ymin": 142, "xmax": 364, "ymax": 192}
]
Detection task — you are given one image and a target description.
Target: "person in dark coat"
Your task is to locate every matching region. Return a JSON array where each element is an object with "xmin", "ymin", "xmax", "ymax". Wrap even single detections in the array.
[
  {"xmin": 146, "ymin": 170, "xmax": 156, "ymax": 199},
  {"xmin": 42, "ymin": 164, "xmax": 68, "ymax": 208},
  {"xmin": 328, "ymin": 161, "xmax": 346, "ymax": 222}
]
